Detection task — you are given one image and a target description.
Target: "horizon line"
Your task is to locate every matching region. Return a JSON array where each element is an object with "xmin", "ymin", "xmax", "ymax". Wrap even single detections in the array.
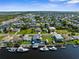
[{"xmin": 0, "ymin": 10, "xmax": 79, "ymax": 12}]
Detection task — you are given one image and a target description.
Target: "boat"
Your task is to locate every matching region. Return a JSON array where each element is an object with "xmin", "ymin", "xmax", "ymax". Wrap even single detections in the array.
[
  {"xmin": 8, "ymin": 47, "xmax": 17, "ymax": 52},
  {"xmin": 17, "ymin": 47, "xmax": 29, "ymax": 52},
  {"xmin": 48, "ymin": 46, "xmax": 57, "ymax": 51},
  {"xmin": 73, "ymin": 45, "xmax": 78, "ymax": 48},
  {"xmin": 39, "ymin": 46, "xmax": 49, "ymax": 51},
  {"xmin": 60, "ymin": 45, "xmax": 66, "ymax": 49},
  {"xmin": 6, "ymin": 47, "xmax": 10, "ymax": 49},
  {"xmin": 32, "ymin": 43, "xmax": 39, "ymax": 48}
]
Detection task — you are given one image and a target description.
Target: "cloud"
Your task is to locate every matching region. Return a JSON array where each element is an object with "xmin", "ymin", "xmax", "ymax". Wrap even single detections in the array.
[
  {"xmin": 67, "ymin": 0, "xmax": 79, "ymax": 4},
  {"xmin": 0, "ymin": 3, "xmax": 58, "ymax": 11},
  {"xmin": 0, "ymin": 0, "xmax": 79, "ymax": 11}
]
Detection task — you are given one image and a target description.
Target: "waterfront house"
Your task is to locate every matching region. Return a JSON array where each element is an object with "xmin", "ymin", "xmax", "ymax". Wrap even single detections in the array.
[
  {"xmin": 32, "ymin": 34, "xmax": 41, "ymax": 44},
  {"xmin": 53, "ymin": 34, "xmax": 64, "ymax": 42},
  {"xmin": 31, "ymin": 38, "xmax": 41, "ymax": 44},
  {"xmin": 72, "ymin": 36, "xmax": 79, "ymax": 40},
  {"xmin": 32, "ymin": 34, "xmax": 41, "ymax": 40},
  {"xmin": 31, "ymin": 38, "xmax": 45, "ymax": 47}
]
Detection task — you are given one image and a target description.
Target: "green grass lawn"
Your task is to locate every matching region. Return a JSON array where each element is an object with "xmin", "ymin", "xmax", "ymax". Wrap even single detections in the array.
[
  {"xmin": 17, "ymin": 29, "xmax": 37, "ymax": 34},
  {"xmin": 56, "ymin": 29, "xmax": 71, "ymax": 34},
  {"xmin": 8, "ymin": 32, "xmax": 16, "ymax": 34},
  {"xmin": 74, "ymin": 33, "xmax": 79, "ymax": 36},
  {"xmin": 66, "ymin": 40, "xmax": 79, "ymax": 45},
  {"xmin": 42, "ymin": 35, "xmax": 53, "ymax": 44},
  {"xmin": 7, "ymin": 42, "xmax": 14, "ymax": 47},
  {"xmin": 17, "ymin": 40, "xmax": 31, "ymax": 45},
  {"xmin": 7, "ymin": 40, "xmax": 31, "ymax": 47},
  {"xmin": 0, "ymin": 36, "xmax": 5, "ymax": 41}
]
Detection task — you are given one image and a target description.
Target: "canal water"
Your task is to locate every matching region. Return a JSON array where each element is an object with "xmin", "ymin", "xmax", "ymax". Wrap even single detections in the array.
[{"xmin": 0, "ymin": 45, "xmax": 79, "ymax": 59}]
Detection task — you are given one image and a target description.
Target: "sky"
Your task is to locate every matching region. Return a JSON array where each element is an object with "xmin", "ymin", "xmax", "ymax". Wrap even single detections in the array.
[{"xmin": 0, "ymin": 0, "xmax": 79, "ymax": 11}]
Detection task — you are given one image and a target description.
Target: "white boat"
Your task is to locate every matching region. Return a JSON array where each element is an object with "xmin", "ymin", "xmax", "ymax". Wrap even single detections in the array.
[
  {"xmin": 48, "ymin": 46, "xmax": 57, "ymax": 51},
  {"xmin": 32, "ymin": 43, "xmax": 39, "ymax": 48},
  {"xmin": 60, "ymin": 45, "xmax": 66, "ymax": 49},
  {"xmin": 73, "ymin": 45, "xmax": 78, "ymax": 48},
  {"xmin": 6, "ymin": 47, "xmax": 10, "ymax": 49},
  {"xmin": 8, "ymin": 47, "xmax": 17, "ymax": 52},
  {"xmin": 17, "ymin": 47, "xmax": 29, "ymax": 52},
  {"xmin": 32, "ymin": 45, "xmax": 38, "ymax": 48},
  {"xmin": 39, "ymin": 46, "xmax": 49, "ymax": 51}
]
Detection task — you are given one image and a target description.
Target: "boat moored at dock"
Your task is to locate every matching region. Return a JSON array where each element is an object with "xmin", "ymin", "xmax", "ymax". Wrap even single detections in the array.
[
  {"xmin": 17, "ymin": 46, "xmax": 29, "ymax": 52},
  {"xmin": 48, "ymin": 46, "xmax": 57, "ymax": 51},
  {"xmin": 8, "ymin": 47, "xmax": 17, "ymax": 52},
  {"xmin": 39, "ymin": 46, "xmax": 49, "ymax": 51}
]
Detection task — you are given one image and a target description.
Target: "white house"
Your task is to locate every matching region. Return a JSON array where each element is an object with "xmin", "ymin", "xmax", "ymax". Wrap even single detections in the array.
[
  {"xmin": 53, "ymin": 34, "xmax": 64, "ymax": 42},
  {"xmin": 49, "ymin": 27, "xmax": 56, "ymax": 32}
]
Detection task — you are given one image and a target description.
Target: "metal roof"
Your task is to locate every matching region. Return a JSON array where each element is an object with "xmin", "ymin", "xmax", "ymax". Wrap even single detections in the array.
[{"xmin": 54, "ymin": 34, "xmax": 64, "ymax": 40}]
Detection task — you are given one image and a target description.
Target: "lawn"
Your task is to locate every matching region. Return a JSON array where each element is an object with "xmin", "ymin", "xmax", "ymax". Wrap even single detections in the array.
[
  {"xmin": 0, "ymin": 36, "xmax": 5, "ymax": 41},
  {"xmin": 17, "ymin": 29, "xmax": 37, "ymax": 34},
  {"xmin": 17, "ymin": 40, "xmax": 31, "ymax": 45},
  {"xmin": 7, "ymin": 40, "xmax": 31, "ymax": 47},
  {"xmin": 74, "ymin": 33, "xmax": 79, "ymax": 36},
  {"xmin": 56, "ymin": 29, "xmax": 71, "ymax": 34},
  {"xmin": 8, "ymin": 32, "xmax": 16, "ymax": 34},
  {"xmin": 65, "ymin": 40, "xmax": 79, "ymax": 45},
  {"xmin": 42, "ymin": 35, "xmax": 53, "ymax": 44}
]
